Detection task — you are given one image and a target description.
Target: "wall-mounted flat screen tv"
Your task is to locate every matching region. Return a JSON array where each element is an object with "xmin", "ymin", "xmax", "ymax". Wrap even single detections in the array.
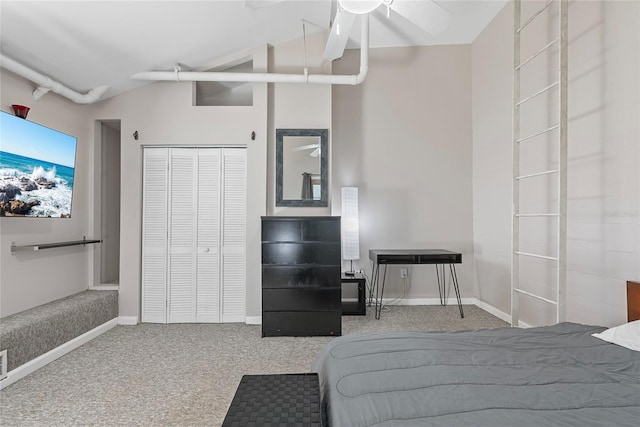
[{"xmin": 0, "ymin": 111, "xmax": 78, "ymax": 217}]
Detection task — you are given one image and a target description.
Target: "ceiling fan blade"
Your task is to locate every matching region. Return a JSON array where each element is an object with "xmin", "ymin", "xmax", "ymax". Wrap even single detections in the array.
[
  {"xmin": 292, "ymin": 143, "xmax": 320, "ymax": 152},
  {"xmin": 388, "ymin": 0, "xmax": 452, "ymax": 35},
  {"xmin": 323, "ymin": 8, "xmax": 356, "ymax": 61}
]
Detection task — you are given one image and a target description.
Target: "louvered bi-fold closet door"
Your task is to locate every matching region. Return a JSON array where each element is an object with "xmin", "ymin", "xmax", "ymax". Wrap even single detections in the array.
[
  {"xmin": 221, "ymin": 148, "xmax": 246, "ymax": 322},
  {"xmin": 196, "ymin": 149, "xmax": 222, "ymax": 322},
  {"xmin": 141, "ymin": 148, "xmax": 169, "ymax": 323},
  {"xmin": 168, "ymin": 148, "xmax": 197, "ymax": 323},
  {"xmin": 142, "ymin": 147, "xmax": 245, "ymax": 324}
]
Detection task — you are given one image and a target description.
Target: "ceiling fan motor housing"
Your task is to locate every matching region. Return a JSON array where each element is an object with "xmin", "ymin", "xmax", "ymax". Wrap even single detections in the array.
[{"xmin": 339, "ymin": 0, "xmax": 384, "ymax": 15}]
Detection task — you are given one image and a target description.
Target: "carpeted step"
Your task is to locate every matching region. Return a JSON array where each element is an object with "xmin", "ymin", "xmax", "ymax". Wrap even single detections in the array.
[{"xmin": 0, "ymin": 290, "xmax": 118, "ymax": 372}]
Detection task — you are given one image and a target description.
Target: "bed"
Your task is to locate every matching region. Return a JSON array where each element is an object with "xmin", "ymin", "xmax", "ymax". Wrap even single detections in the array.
[{"xmin": 312, "ymin": 305, "xmax": 640, "ymax": 426}]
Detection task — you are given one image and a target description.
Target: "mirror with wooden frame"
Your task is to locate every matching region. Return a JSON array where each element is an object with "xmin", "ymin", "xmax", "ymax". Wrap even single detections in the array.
[{"xmin": 276, "ymin": 128, "xmax": 328, "ymax": 207}]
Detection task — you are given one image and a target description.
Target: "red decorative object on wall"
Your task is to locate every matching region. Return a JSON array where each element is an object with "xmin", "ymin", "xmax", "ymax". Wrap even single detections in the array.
[{"xmin": 11, "ymin": 104, "xmax": 30, "ymax": 119}]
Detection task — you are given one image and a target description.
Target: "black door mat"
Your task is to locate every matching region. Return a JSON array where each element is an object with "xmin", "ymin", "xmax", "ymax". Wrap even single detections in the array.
[{"xmin": 222, "ymin": 373, "xmax": 321, "ymax": 426}]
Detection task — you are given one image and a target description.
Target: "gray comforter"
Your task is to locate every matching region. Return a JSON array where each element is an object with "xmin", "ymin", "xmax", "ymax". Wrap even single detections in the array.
[{"xmin": 311, "ymin": 323, "xmax": 640, "ymax": 426}]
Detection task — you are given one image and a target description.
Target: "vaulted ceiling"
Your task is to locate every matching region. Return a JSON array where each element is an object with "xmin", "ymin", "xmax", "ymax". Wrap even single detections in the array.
[{"xmin": 0, "ymin": 1, "xmax": 507, "ymax": 101}]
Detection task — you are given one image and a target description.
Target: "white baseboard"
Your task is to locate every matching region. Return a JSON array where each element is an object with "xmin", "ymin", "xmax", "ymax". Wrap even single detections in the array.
[
  {"xmin": 471, "ymin": 298, "xmax": 511, "ymax": 323},
  {"xmin": 118, "ymin": 316, "xmax": 138, "ymax": 326},
  {"xmin": 382, "ymin": 297, "xmax": 476, "ymax": 306},
  {"xmin": 470, "ymin": 298, "xmax": 532, "ymax": 328},
  {"xmin": 243, "ymin": 299, "xmax": 473, "ymax": 325},
  {"xmin": 376, "ymin": 297, "xmax": 535, "ymax": 327},
  {"xmin": 382, "ymin": 297, "xmax": 516, "ymax": 324},
  {"xmin": 88, "ymin": 285, "xmax": 119, "ymax": 291},
  {"xmin": 0, "ymin": 350, "xmax": 6, "ymax": 381},
  {"xmin": 245, "ymin": 316, "xmax": 262, "ymax": 325},
  {"xmin": 124, "ymin": 316, "xmax": 268, "ymax": 326},
  {"xmin": 244, "ymin": 298, "xmax": 522, "ymax": 326},
  {"xmin": 0, "ymin": 318, "xmax": 118, "ymax": 390}
]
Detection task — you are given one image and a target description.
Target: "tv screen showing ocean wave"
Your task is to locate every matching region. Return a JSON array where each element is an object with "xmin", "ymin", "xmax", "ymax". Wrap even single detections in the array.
[{"xmin": 0, "ymin": 111, "xmax": 77, "ymax": 218}]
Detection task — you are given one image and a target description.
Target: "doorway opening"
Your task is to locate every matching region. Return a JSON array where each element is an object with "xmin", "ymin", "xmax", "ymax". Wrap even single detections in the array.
[{"xmin": 92, "ymin": 120, "xmax": 121, "ymax": 287}]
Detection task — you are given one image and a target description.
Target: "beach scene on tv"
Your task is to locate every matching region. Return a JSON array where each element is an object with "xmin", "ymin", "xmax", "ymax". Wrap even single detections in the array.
[{"xmin": 0, "ymin": 113, "xmax": 77, "ymax": 217}]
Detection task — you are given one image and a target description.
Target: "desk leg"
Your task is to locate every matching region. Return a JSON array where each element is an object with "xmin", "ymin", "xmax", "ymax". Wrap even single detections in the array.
[
  {"xmin": 450, "ymin": 264, "xmax": 464, "ymax": 318},
  {"xmin": 374, "ymin": 264, "xmax": 387, "ymax": 320},
  {"xmin": 436, "ymin": 264, "xmax": 446, "ymax": 306},
  {"xmin": 369, "ymin": 261, "xmax": 379, "ymax": 306}
]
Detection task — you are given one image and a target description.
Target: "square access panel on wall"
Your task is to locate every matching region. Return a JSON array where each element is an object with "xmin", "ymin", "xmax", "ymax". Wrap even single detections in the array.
[{"xmin": 194, "ymin": 59, "xmax": 253, "ymax": 106}]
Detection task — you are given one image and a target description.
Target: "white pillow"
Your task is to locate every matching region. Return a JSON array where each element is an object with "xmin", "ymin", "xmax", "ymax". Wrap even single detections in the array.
[{"xmin": 592, "ymin": 319, "xmax": 640, "ymax": 351}]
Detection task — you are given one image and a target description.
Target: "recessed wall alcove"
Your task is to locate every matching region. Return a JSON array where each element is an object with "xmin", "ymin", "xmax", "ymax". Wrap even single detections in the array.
[{"xmin": 194, "ymin": 59, "xmax": 254, "ymax": 107}]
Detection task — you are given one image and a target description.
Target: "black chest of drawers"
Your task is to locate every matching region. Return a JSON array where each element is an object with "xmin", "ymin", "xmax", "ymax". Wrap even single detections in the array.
[{"xmin": 261, "ymin": 216, "xmax": 342, "ymax": 337}]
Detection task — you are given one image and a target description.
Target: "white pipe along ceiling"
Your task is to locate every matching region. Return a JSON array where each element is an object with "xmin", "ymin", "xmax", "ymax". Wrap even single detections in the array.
[
  {"xmin": 1, "ymin": 16, "xmax": 368, "ymax": 105},
  {"xmin": 0, "ymin": 53, "xmax": 110, "ymax": 104},
  {"xmin": 132, "ymin": 16, "xmax": 370, "ymax": 86}
]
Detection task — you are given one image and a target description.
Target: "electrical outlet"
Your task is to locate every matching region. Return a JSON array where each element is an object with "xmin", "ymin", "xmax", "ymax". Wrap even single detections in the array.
[{"xmin": 400, "ymin": 268, "xmax": 408, "ymax": 278}]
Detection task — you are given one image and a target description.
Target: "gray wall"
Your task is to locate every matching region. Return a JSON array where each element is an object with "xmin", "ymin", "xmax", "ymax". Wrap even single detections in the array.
[
  {"xmin": 100, "ymin": 123, "xmax": 120, "ymax": 284},
  {"xmin": 267, "ymin": 30, "xmax": 332, "ymax": 217},
  {"xmin": 0, "ymin": 70, "xmax": 93, "ymax": 317},
  {"xmin": 470, "ymin": 1, "xmax": 514, "ymax": 320},
  {"xmin": 471, "ymin": 0, "xmax": 640, "ymax": 327},
  {"xmin": 0, "ymin": 33, "xmax": 332, "ymax": 322},
  {"xmin": 88, "ymin": 45, "xmax": 269, "ymax": 321},
  {"xmin": 332, "ymin": 44, "xmax": 475, "ymax": 300},
  {"xmin": 3, "ymin": 1, "xmax": 637, "ymax": 327}
]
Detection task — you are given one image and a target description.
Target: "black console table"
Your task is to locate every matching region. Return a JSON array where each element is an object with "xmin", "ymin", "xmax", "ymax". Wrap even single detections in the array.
[{"xmin": 369, "ymin": 249, "xmax": 464, "ymax": 319}]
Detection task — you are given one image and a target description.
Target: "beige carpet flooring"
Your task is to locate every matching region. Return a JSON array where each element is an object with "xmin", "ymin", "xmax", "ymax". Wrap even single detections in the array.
[{"xmin": 0, "ymin": 305, "xmax": 508, "ymax": 426}]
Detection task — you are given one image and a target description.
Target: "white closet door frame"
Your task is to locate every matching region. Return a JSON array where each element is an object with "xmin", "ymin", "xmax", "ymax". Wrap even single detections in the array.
[{"xmin": 141, "ymin": 145, "xmax": 247, "ymax": 324}]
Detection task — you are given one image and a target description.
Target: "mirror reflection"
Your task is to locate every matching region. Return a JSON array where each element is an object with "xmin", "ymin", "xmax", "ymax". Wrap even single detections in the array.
[
  {"xmin": 276, "ymin": 129, "xmax": 328, "ymax": 207},
  {"xmin": 282, "ymin": 136, "xmax": 321, "ymax": 200}
]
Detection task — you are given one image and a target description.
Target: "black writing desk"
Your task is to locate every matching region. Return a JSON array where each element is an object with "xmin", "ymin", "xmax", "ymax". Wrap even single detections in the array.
[{"xmin": 369, "ymin": 249, "xmax": 464, "ymax": 320}]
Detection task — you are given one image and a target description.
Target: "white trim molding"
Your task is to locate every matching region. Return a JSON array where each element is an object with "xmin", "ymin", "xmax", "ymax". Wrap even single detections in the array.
[
  {"xmin": 245, "ymin": 298, "xmax": 531, "ymax": 327},
  {"xmin": 245, "ymin": 316, "xmax": 262, "ymax": 325},
  {"xmin": 0, "ymin": 349, "xmax": 7, "ymax": 381},
  {"xmin": 381, "ymin": 297, "xmax": 532, "ymax": 328},
  {"xmin": 466, "ymin": 298, "xmax": 532, "ymax": 328},
  {"xmin": 0, "ymin": 318, "xmax": 117, "ymax": 390},
  {"xmin": 381, "ymin": 297, "xmax": 476, "ymax": 306},
  {"xmin": 89, "ymin": 285, "xmax": 119, "ymax": 291},
  {"xmin": 117, "ymin": 316, "xmax": 139, "ymax": 326},
  {"xmin": 471, "ymin": 298, "xmax": 512, "ymax": 324}
]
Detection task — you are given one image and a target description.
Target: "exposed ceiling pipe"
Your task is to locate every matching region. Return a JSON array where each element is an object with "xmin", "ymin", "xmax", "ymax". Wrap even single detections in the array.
[
  {"xmin": 132, "ymin": 16, "xmax": 369, "ymax": 86},
  {"xmin": 0, "ymin": 53, "xmax": 109, "ymax": 104}
]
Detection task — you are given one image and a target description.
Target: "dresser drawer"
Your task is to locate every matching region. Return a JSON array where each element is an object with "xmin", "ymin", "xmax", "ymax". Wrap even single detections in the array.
[
  {"xmin": 261, "ymin": 219, "xmax": 301, "ymax": 242},
  {"xmin": 262, "ymin": 311, "xmax": 341, "ymax": 337},
  {"xmin": 262, "ymin": 242, "xmax": 340, "ymax": 265},
  {"xmin": 301, "ymin": 218, "xmax": 340, "ymax": 242},
  {"xmin": 261, "ymin": 217, "xmax": 340, "ymax": 243},
  {"xmin": 263, "ymin": 288, "xmax": 341, "ymax": 311},
  {"xmin": 262, "ymin": 265, "xmax": 340, "ymax": 288}
]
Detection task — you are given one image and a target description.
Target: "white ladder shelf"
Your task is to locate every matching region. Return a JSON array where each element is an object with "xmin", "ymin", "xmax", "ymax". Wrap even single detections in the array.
[{"xmin": 511, "ymin": 0, "xmax": 568, "ymax": 326}]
